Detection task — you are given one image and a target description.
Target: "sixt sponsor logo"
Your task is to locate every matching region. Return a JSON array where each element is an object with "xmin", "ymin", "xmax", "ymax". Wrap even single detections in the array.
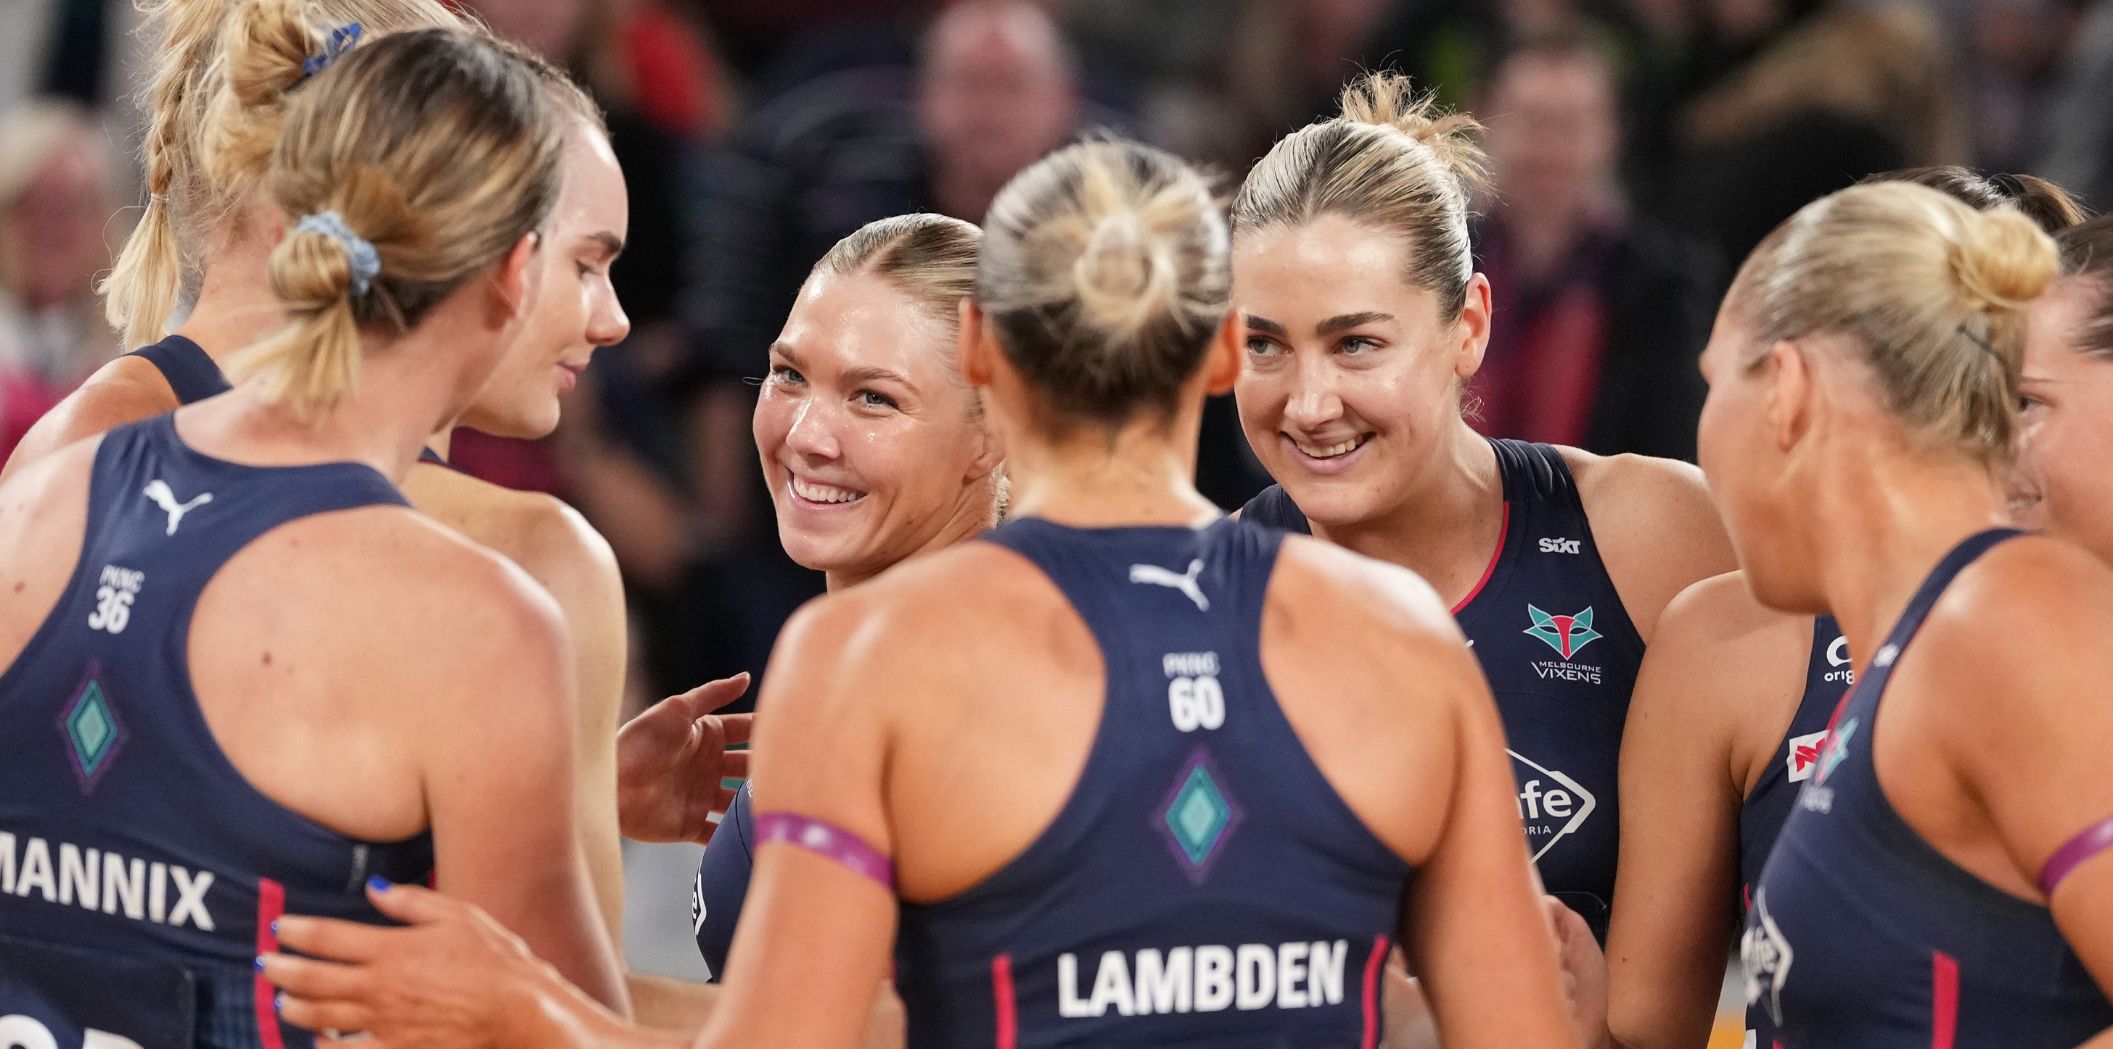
[
  {"xmin": 1058, "ymin": 940, "xmax": 1350, "ymax": 1018},
  {"xmin": 1538, "ymin": 538, "xmax": 1581, "ymax": 554},
  {"xmin": 0, "ymin": 832, "xmax": 216, "ymax": 931}
]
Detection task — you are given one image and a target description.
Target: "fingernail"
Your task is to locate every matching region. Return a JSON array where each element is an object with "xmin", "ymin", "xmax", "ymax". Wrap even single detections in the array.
[
  {"xmin": 255, "ymin": 955, "xmax": 266, "ymax": 971},
  {"xmin": 366, "ymin": 875, "xmax": 392, "ymax": 893},
  {"xmin": 274, "ymin": 992, "xmax": 284, "ymax": 1014},
  {"xmin": 269, "ymin": 918, "xmax": 279, "ymax": 936}
]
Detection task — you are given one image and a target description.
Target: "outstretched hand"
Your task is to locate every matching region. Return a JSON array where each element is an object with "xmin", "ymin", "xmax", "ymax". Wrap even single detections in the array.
[
  {"xmin": 617, "ymin": 673, "xmax": 753, "ymax": 845},
  {"xmin": 261, "ymin": 880, "xmax": 603, "ymax": 1049}
]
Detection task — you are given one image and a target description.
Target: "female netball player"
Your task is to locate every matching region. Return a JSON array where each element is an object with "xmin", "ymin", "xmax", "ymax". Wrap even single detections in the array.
[
  {"xmin": 1231, "ymin": 72, "xmax": 1734, "ymax": 939},
  {"xmin": 2018, "ymin": 218, "xmax": 2113, "ymax": 567},
  {"xmin": 665, "ymin": 213, "xmax": 1000, "ymax": 983},
  {"xmin": 264, "ymin": 140, "xmax": 1582, "ymax": 1049},
  {"xmin": 1704, "ymin": 182, "xmax": 2113, "ymax": 1046},
  {"xmin": 1598, "ymin": 168, "xmax": 2088, "ymax": 1049},
  {"xmin": 0, "ymin": 0, "xmax": 642, "ymax": 964},
  {"xmin": 0, "ymin": 25, "xmax": 626, "ymax": 1049}
]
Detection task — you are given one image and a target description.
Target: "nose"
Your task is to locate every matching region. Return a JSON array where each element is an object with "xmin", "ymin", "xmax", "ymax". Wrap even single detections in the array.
[
  {"xmin": 587, "ymin": 276, "xmax": 631, "ymax": 347},
  {"xmin": 784, "ymin": 396, "xmax": 841, "ymax": 461},
  {"xmin": 1281, "ymin": 353, "xmax": 1345, "ymax": 432}
]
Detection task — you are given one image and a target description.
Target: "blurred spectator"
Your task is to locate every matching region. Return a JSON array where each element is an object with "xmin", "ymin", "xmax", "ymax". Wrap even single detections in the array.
[
  {"xmin": 1966, "ymin": 0, "xmax": 2064, "ymax": 171},
  {"xmin": 1470, "ymin": 36, "xmax": 1715, "ymax": 460},
  {"xmin": 0, "ymin": 98, "xmax": 120, "ymax": 462},
  {"xmin": 1663, "ymin": 0, "xmax": 1963, "ymax": 265},
  {"xmin": 2037, "ymin": 0, "xmax": 2113, "ymax": 210}
]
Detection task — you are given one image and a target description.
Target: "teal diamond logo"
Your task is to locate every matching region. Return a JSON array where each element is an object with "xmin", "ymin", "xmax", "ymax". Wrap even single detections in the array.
[
  {"xmin": 1156, "ymin": 748, "xmax": 1242, "ymax": 883},
  {"xmin": 58, "ymin": 665, "xmax": 125, "ymax": 791}
]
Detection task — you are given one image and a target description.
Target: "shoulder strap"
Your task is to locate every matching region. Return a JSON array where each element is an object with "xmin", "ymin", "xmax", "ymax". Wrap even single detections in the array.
[
  {"xmin": 127, "ymin": 337, "xmax": 231, "ymax": 406},
  {"xmin": 1489, "ymin": 438, "xmax": 1582, "ymax": 511}
]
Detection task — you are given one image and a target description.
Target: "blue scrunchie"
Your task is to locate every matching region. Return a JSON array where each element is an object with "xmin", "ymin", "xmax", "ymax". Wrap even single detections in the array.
[
  {"xmin": 294, "ymin": 210, "xmax": 380, "ymax": 296},
  {"xmin": 301, "ymin": 22, "xmax": 362, "ymax": 78}
]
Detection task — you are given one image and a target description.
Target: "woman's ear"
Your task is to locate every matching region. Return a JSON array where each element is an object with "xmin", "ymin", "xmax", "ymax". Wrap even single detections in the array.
[
  {"xmin": 1452, "ymin": 272, "xmax": 1493, "ymax": 380},
  {"xmin": 490, "ymin": 231, "xmax": 541, "ymax": 321},
  {"xmin": 958, "ymin": 299, "xmax": 993, "ymax": 387},
  {"xmin": 1764, "ymin": 339, "xmax": 1814, "ymax": 453},
  {"xmin": 1202, "ymin": 309, "xmax": 1244, "ymax": 396}
]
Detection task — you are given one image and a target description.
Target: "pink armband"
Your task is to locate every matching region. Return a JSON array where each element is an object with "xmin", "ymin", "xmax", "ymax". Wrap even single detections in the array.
[
  {"xmin": 2039, "ymin": 814, "xmax": 2113, "ymax": 897},
  {"xmin": 753, "ymin": 812, "xmax": 895, "ymax": 891}
]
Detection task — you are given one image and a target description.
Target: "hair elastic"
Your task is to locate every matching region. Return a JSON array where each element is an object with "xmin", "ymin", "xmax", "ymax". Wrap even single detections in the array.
[
  {"xmin": 1955, "ymin": 322, "xmax": 2004, "ymax": 362},
  {"xmin": 295, "ymin": 210, "xmax": 380, "ymax": 296},
  {"xmin": 2040, "ymin": 813, "xmax": 2113, "ymax": 897},
  {"xmin": 300, "ymin": 22, "xmax": 362, "ymax": 79},
  {"xmin": 752, "ymin": 812, "xmax": 895, "ymax": 891}
]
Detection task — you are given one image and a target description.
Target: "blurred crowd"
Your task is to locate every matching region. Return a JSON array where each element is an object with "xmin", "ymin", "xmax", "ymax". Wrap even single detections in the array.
[{"xmin": 3, "ymin": 0, "xmax": 2109, "ymax": 703}]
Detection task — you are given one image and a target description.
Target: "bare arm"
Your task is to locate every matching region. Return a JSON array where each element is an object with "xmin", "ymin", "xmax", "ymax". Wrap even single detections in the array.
[
  {"xmin": 1405, "ymin": 644, "xmax": 1581, "ymax": 1049},
  {"xmin": 1605, "ymin": 576, "xmax": 1800, "ymax": 1049},
  {"xmin": 418, "ymin": 564, "xmax": 629, "ymax": 1015},
  {"xmin": 0, "ymin": 357, "xmax": 176, "ymax": 485}
]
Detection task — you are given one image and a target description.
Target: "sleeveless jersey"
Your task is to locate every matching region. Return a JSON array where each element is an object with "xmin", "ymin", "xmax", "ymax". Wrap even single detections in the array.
[
  {"xmin": 128, "ymin": 337, "xmax": 231, "ymax": 406},
  {"xmin": 1742, "ymin": 529, "xmax": 2113, "ymax": 1048},
  {"xmin": 1736, "ymin": 615, "xmax": 1853, "ymax": 1047},
  {"xmin": 0, "ymin": 415, "xmax": 436, "ymax": 1049},
  {"xmin": 125, "ymin": 336, "xmax": 448, "ymax": 469},
  {"xmin": 690, "ymin": 780, "xmax": 756, "ymax": 981},
  {"xmin": 1242, "ymin": 438, "xmax": 1645, "ymax": 938},
  {"xmin": 893, "ymin": 517, "xmax": 1413, "ymax": 1049}
]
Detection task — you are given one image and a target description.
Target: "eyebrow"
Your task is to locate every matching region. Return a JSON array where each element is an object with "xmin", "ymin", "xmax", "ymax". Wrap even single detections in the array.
[
  {"xmin": 841, "ymin": 365, "xmax": 913, "ymax": 387},
  {"xmin": 1244, "ymin": 315, "xmax": 1287, "ymax": 337},
  {"xmin": 1317, "ymin": 312, "xmax": 1393, "ymax": 335},
  {"xmin": 768, "ymin": 342, "xmax": 801, "ymax": 367},
  {"xmin": 581, "ymin": 231, "xmax": 624, "ymax": 260}
]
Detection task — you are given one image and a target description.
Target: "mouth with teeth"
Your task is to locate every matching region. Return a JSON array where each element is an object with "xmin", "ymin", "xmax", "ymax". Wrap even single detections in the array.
[
  {"xmin": 1287, "ymin": 433, "xmax": 1371, "ymax": 460},
  {"xmin": 789, "ymin": 474, "xmax": 867, "ymax": 507}
]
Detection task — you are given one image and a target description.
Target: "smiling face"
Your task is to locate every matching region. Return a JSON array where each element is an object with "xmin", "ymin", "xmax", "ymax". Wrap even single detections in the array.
[
  {"xmin": 753, "ymin": 270, "xmax": 997, "ymax": 583},
  {"xmin": 1231, "ymin": 213, "xmax": 1490, "ymax": 527},
  {"xmin": 455, "ymin": 119, "xmax": 629, "ymax": 440},
  {"xmin": 2017, "ymin": 277, "xmax": 2113, "ymax": 565}
]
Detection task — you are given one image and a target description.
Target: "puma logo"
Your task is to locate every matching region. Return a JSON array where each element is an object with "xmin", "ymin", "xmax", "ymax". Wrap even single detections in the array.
[
  {"xmin": 143, "ymin": 479, "xmax": 212, "ymax": 536},
  {"xmin": 1129, "ymin": 559, "xmax": 1209, "ymax": 612}
]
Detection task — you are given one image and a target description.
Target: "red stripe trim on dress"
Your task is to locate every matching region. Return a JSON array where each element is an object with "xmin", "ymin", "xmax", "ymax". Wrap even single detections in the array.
[
  {"xmin": 991, "ymin": 954, "xmax": 1017, "ymax": 1049},
  {"xmin": 1931, "ymin": 950, "xmax": 1959, "ymax": 1049},
  {"xmin": 1452, "ymin": 504, "xmax": 1510, "ymax": 615},
  {"xmin": 254, "ymin": 877, "xmax": 287, "ymax": 1049},
  {"xmin": 1360, "ymin": 935, "xmax": 1390, "ymax": 1049}
]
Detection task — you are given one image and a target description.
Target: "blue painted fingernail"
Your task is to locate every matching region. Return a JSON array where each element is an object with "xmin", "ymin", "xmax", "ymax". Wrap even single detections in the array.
[
  {"xmin": 269, "ymin": 918, "xmax": 279, "ymax": 936},
  {"xmin": 274, "ymin": 992, "xmax": 284, "ymax": 1014},
  {"xmin": 367, "ymin": 875, "xmax": 391, "ymax": 892},
  {"xmin": 255, "ymin": 955, "xmax": 266, "ymax": 971}
]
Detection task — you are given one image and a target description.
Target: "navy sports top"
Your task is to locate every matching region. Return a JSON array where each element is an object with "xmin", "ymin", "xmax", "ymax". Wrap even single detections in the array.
[
  {"xmin": 1242, "ymin": 439, "xmax": 1645, "ymax": 939},
  {"xmin": 1737, "ymin": 615, "xmax": 1853, "ymax": 1048},
  {"xmin": 128, "ymin": 337, "xmax": 231, "ymax": 406},
  {"xmin": 691, "ymin": 780, "xmax": 755, "ymax": 981},
  {"xmin": 1742, "ymin": 529, "xmax": 2113, "ymax": 1048},
  {"xmin": 0, "ymin": 415, "xmax": 436, "ymax": 1049},
  {"xmin": 125, "ymin": 335, "xmax": 449, "ymax": 469},
  {"xmin": 892, "ymin": 516, "xmax": 1413, "ymax": 1048}
]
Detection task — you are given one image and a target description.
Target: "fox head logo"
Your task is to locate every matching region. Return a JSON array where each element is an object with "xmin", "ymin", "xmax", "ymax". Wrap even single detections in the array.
[{"xmin": 1524, "ymin": 604, "xmax": 1603, "ymax": 660}]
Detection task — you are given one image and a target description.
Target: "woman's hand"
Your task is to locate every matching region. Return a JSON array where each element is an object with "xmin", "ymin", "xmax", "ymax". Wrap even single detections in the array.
[
  {"xmin": 1546, "ymin": 897, "xmax": 1610, "ymax": 1049},
  {"xmin": 617, "ymin": 674, "xmax": 753, "ymax": 844},
  {"xmin": 263, "ymin": 880, "xmax": 618, "ymax": 1049}
]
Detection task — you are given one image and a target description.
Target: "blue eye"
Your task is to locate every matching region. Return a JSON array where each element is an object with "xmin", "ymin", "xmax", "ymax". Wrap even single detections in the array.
[
  {"xmin": 771, "ymin": 365, "xmax": 804, "ymax": 385},
  {"xmin": 1339, "ymin": 336, "xmax": 1380, "ymax": 355},
  {"xmin": 858, "ymin": 389, "xmax": 898, "ymax": 410},
  {"xmin": 1245, "ymin": 337, "xmax": 1282, "ymax": 357}
]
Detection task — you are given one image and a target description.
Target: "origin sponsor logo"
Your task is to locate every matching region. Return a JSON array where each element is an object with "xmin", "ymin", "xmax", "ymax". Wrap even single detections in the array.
[
  {"xmin": 1823, "ymin": 635, "xmax": 1855, "ymax": 685},
  {"xmin": 1508, "ymin": 751, "xmax": 1596, "ymax": 861},
  {"xmin": 0, "ymin": 832, "xmax": 215, "ymax": 931},
  {"xmin": 1058, "ymin": 940, "xmax": 1350, "ymax": 1018}
]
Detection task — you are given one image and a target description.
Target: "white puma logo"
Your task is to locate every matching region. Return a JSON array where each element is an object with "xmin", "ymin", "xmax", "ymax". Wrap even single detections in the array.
[
  {"xmin": 143, "ymin": 479, "xmax": 212, "ymax": 536},
  {"xmin": 1129, "ymin": 558, "xmax": 1209, "ymax": 611}
]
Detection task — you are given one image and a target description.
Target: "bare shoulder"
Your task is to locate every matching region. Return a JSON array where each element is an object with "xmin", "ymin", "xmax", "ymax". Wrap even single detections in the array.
[
  {"xmin": 1271, "ymin": 532, "xmax": 1464, "ymax": 646},
  {"xmin": 1651, "ymin": 570, "xmax": 1802, "ymax": 657},
  {"xmin": 1928, "ymin": 535, "xmax": 2113, "ymax": 676},
  {"xmin": 404, "ymin": 463, "xmax": 617, "ymax": 580},
  {"xmin": 1627, "ymin": 571, "xmax": 1813, "ymax": 785},
  {"xmin": 1560, "ymin": 447, "xmax": 1736, "ymax": 640},
  {"xmin": 1, "ymin": 356, "xmax": 176, "ymax": 483},
  {"xmin": 0, "ymin": 438, "xmax": 103, "ymax": 652}
]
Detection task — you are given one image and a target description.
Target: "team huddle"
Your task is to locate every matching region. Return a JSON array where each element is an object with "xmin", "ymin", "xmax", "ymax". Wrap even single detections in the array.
[{"xmin": 2, "ymin": 1, "xmax": 2112, "ymax": 1048}]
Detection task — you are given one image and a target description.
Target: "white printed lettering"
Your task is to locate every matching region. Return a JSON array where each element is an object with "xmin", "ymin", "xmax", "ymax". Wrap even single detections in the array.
[
  {"xmin": 16, "ymin": 839, "xmax": 54, "ymax": 901},
  {"xmin": 148, "ymin": 862, "xmax": 166, "ymax": 923},
  {"xmin": 1058, "ymin": 954, "xmax": 1092, "ymax": 1018},
  {"xmin": 1235, "ymin": 944, "xmax": 1275, "ymax": 1010},
  {"xmin": 1088, "ymin": 951, "xmax": 1135, "ymax": 1017},
  {"xmin": 103, "ymin": 854, "xmax": 144, "ymax": 919},
  {"xmin": 83, "ymin": 1031, "xmax": 146, "ymax": 1049},
  {"xmin": 1133, "ymin": 947, "xmax": 1191, "ymax": 1015},
  {"xmin": 57, "ymin": 844, "xmax": 96, "ymax": 910},
  {"xmin": 1309, "ymin": 940, "xmax": 1347, "ymax": 1005},
  {"xmin": 0, "ymin": 1014, "xmax": 58, "ymax": 1049},
  {"xmin": 168, "ymin": 866, "xmax": 213, "ymax": 931},
  {"xmin": 1195, "ymin": 945, "xmax": 1234, "ymax": 1012},
  {"xmin": 0, "ymin": 832, "xmax": 13, "ymax": 895},
  {"xmin": 1276, "ymin": 941, "xmax": 1309, "ymax": 1008}
]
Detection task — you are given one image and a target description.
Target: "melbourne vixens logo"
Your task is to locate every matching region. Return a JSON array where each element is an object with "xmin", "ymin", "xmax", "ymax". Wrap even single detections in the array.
[{"xmin": 1524, "ymin": 604, "xmax": 1604, "ymax": 684}]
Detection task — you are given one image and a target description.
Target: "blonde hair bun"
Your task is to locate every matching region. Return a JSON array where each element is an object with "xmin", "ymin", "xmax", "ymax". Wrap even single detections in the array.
[
  {"xmin": 1951, "ymin": 207, "xmax": 2059, "ymax": 316},
  {"xmin": 1335, "ymin": 72, "xmax": 1488, "ymax": 194}
]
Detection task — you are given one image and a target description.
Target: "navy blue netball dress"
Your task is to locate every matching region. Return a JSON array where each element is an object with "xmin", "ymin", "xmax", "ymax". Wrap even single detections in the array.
[
  {"xmin": 1243, "ymin": 438, "xmax": 1644, "ymax": 938},
  {"xmin": 1736, "ymin": 615, "xmax": 1854, "ymax": 1047},
  {"xmin": 128, "ymin": 337, "xmax": 231, "ymax": 405},
  {"xmin": 0, "ymin": 415, "xmax": 435, "ymax": 1049},
  {"xmin": 691, "ymin": 781, "xmax": 755, "ymax": 980},
  {"xmin": 1742, "ymin": 529, "xmax": 2113, "ymax": 1048},
  {"xmin": 889, "ymin": 516, "xmax": 1414, "ymax": 1048}
]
